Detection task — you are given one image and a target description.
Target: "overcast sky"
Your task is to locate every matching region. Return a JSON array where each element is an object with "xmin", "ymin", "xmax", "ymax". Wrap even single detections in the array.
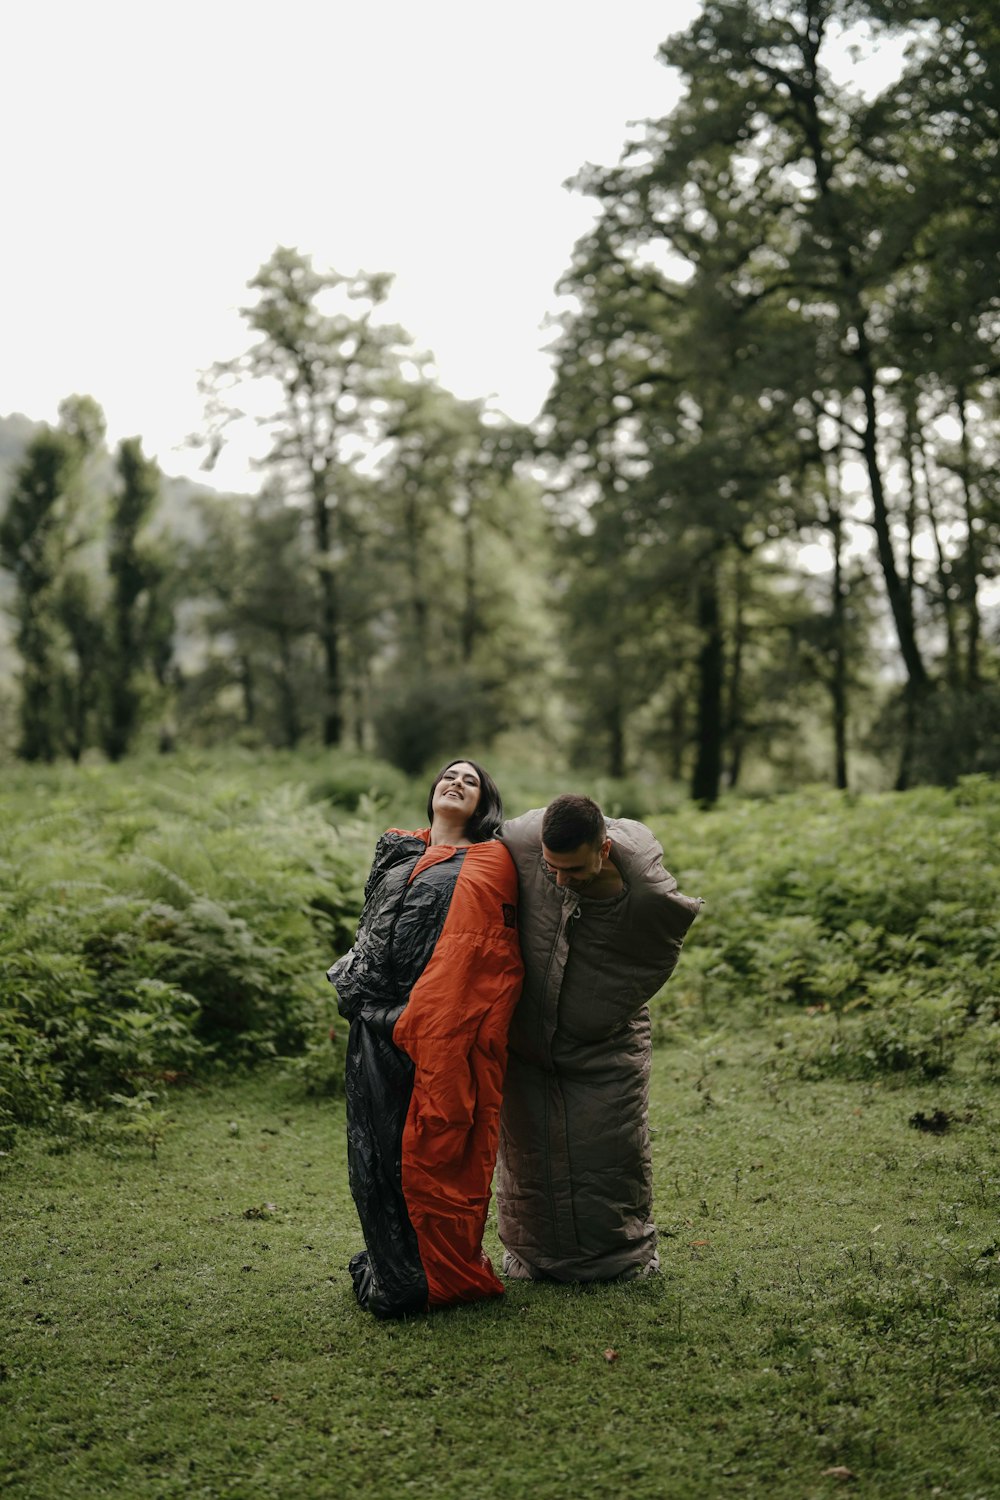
[{"xmin": 2, "ymin": 2, "xmax": 908, "ymax": 493}]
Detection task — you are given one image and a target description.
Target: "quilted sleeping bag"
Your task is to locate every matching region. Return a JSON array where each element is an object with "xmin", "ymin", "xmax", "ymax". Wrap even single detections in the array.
[{"xmin": 328, "ymin": 829, "xmax": 523, "ymax": 1318}]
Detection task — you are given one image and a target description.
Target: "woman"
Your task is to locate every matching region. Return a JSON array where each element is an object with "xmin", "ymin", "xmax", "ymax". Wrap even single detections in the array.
[{"xmin": 327, "ymin": 759, "xmax": 523, "ymax": 1318}]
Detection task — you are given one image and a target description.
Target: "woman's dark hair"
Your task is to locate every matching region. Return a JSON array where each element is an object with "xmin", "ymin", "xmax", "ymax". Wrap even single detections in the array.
[{"xmin": 426, "ymin": 758, "xmax": 504, "ymax": 843}]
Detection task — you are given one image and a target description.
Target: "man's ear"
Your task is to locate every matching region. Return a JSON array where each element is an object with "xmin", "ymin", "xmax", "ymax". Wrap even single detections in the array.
[{"xmin": 600, "ymin": 837, "xmax": 612, "ymax": 861}]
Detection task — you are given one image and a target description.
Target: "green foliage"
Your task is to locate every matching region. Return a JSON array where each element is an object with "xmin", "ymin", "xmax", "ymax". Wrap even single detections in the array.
[
  {"xmin": 285, "ymin": 989, "xmax": 347, "ymax": 1097},
  {"xmin": 191, "ymin": 261, "xmax": 554, "ymax": 762},
  {"xmin": 103, "ymin": 436, "xmax": 170, "ymax": 761},
  {"xmin": 798, "ymin": 995, "xmax": 963, "ymax": 1082},
  {"xmin": 0, "ymin": 404, "xmax": 178, "ymax": 767},
  {"xmin": 0, "ymin": 412, "xmax": 97, "ymax": 761},
  {"xmin": 587, "ymin": 775, "xmax": 659, "ymax": 822},
  {"xmin": 878, "ymin": 684, "xmax": 1000, "ymax": 785},
  {"xmin": 201, "ymin": 248, "xmax": 413, "ymax": 749},
  {"xmin": 180, "ymin": 488, "xmax": 320, "ymax": 749},
  {"xmin": 372, "ymin": 665, "xmax": 506, "ymax": 776},
  {"xmin": 651, "ymin": 776, "xmax": 1000, "ymax": 1083},
  {"xmin": 0, "ymin": 753, "xmax": 382, "ymax": 1145},
  {"xmin": 3, "ymin": 754, "xmax": 998, "ymax": 1154},
  {"xmin": 306, "ymin": 755, "xmax": 410, "ymax": 813},
  {"xmin": 542, "ymin": 0, "xmax": 1000, "ymax": 795}
]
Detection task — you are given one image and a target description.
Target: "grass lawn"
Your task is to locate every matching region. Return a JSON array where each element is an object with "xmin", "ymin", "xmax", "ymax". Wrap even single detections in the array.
[{"xmin": 2, "ymin": 1023, "xmax": 997, "ymax": 1500}]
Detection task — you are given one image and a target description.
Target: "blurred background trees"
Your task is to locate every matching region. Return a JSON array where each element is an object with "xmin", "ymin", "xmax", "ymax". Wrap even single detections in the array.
[
  {"xmin": 541, "ymin": 0, "xmax": 999, "ymax": 798},
  {"xmin": 1, "ymin": 0, "xmax": 997, "ymax": 798}
]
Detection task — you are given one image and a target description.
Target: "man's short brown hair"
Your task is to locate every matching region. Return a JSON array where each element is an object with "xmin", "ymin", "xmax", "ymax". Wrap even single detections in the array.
[{"xmin": 541, "ymin": 794, "xmax": 606, "ymax": 853}]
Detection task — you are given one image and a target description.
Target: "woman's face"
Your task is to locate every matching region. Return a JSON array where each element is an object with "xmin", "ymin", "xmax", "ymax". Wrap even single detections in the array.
[{"xmin": 431, "ymin": 761, "xmax": 482, "ymax": 826}]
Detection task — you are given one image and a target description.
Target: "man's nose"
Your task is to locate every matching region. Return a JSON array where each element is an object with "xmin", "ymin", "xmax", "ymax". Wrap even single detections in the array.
[{"xmin": 555, "ymin": 871, "xmax": 571, "ymax": 887}]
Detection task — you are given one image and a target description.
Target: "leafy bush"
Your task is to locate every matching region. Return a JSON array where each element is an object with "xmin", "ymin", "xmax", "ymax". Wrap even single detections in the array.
[
  {"xmin": 307, "ymin": 755, "xmax": 410, "ymax": 813},
  {"xmin": 285, "ymin": 991, "xmax": 346, "ymax": 1098},
  {"xmin": 0, "ymin": 753, "xmax": 379, "ymax": 1145},
  {"xmin": 796, "ymin": 994, "xmax": 963, "ymax": 1082},
  {"xmin": 372, "ymin": 667, "xmax": 505, "ymax": 775},
  {"xmin": 3, "ymin": 757, "xmax": 998, "ymax": 1148},
  {"xmin": 648, "ymin": 778, "xmax": 1000, "ymax": 1081},
  {"xmin": 873, "ymin": 687, "xmax": 1000, "ymax": 784},
  {"xmin": 587, "ymin": 776, "xmax": 655, "ymax": 822}
]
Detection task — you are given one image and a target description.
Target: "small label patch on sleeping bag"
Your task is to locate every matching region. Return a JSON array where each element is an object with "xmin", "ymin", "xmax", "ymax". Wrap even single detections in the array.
[{"xmin": 502, "ymin": 903, "xmax": 517, "ymax": 929}]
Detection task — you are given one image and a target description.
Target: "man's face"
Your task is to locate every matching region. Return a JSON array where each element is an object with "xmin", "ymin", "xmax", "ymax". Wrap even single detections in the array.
[{"xmin": 541, "ymin": 838, "xmax": 608, "ymax": 891}]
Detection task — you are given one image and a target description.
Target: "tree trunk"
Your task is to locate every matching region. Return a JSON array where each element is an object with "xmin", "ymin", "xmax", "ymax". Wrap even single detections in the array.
[
  {"xmin": 920, "ymin": 431, "xmax": 961, "ymax": 689},
  {"xmin": 351, "ymin": 666, "xmax": 367, "ymax": 751},
  {"xmin": 956, "ymin": 388, "xmax": 981, "ymax": 690},
  {"xmin": 823, "ymin": 428, "xmax": 849, "ymax": 792},
  {"xmin": 691, "ymin": 558, "xmax": 724, "ymax": 805},
  {"xmin": 855, "ymin": 332, "xmax": 928, "ymax": 693},
  {"xmin": 901, "ymin": 384, "xmax": 920, "ymax": 615},
  {"xmin": 797, "ymin": 69, "xmax": 928, "ymax": 695},
  {"xmin": 277, "ymin": 631, "xmax": 301, "ymax": 749},
  {"xmin": 830, "ymin": 504, "xmax": 849, "ymax": 793},
  {"xmin": 18, "ymin": 609, "xmax": 58, "ymax": 762},
  {"xmin": 239, "ymin": 654, "xmax": 256, "ymax": 728},
  {"xmin": 403, "ymin": 483, "xmax": 429, "ymax": 671},
  {"xmin": 312, "ymin": 476, "xmax": 342, "ymax": 746},
  {"xmin": 895, "ymin": 680, "xmax": 921, "ymax": 792},
  {"xmin": 460, "ymin": 499, "xmax": 477, "ymax": 665},
  {"xmin": 606, "ymin": 682, "xmax": 626, "ymax": 779},
  {"xmin": 105, "ymin": 595, "xmax": 136, "ymax": 762},
  {"xmin": 724, "ymin": 550, "xmax": 746, "ymax": 790}
]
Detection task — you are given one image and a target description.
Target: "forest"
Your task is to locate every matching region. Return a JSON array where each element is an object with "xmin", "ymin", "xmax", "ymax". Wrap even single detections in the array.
[
  {"xmin": 1, "ymin": 0, "xmax": 998, "ymax": 803},
  {"xmin": 2, "ymin": 7, "xmax": 998, "ymax": 1492}
]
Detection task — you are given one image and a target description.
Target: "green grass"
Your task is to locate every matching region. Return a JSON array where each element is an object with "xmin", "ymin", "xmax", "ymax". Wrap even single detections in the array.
[{"xmin": 3, "ymin": 1032, "xmax": 997, "ymax": 1500}]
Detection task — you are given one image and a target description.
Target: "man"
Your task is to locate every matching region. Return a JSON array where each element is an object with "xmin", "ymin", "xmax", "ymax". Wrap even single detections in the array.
[{"xmin": 496, "ymin": 793, "xmax": 702, "ymax": 1282}]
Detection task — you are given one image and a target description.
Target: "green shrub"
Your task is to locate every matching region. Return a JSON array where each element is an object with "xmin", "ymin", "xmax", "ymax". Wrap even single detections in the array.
[
  {"xmin": 648, "ymin": 779, "xmax": 999, "ymax": 1087},
  {"xmin": 653, "ymin": 780, "xmax": 999, "ymax": 1019},
  {"xmin": 372, "ymin": 668, "xmax": 505, "ymax": 775},
  {"xmin": 971, "ymin": 1018, "xmax": 1000, "ymax": 1083},
  {"xmin": 286, "ymin": 989, "xmax": 346, "ymax": 1098},
  {"xmin": 307, "ymin": 756, "xmax": 410, "ymax": 814},
  {"xmin": 797, "ymin": 995, "xmax": 963, "ymax": 1082},
  {"xmin": 3, "ymin": 757, "xmax": 998, "ymax": 1148},
  {"xmin": 0, "ymin": 753, "xmax": 374, "ymax": 1139}
]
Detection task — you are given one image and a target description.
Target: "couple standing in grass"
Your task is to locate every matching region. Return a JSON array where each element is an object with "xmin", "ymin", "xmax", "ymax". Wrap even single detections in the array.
[{"xmin": 327, "ymin": 758, "xmax": 702, "ymax": 1319}]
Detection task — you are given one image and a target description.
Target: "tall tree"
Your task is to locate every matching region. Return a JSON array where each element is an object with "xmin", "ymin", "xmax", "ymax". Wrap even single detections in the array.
[
  {"xmin": 543, "ymin": 0, "xmax": 1000, "ymax": 793},
  {"xmin": 103, "ymin": 437, "xmax": 165, "ymax": 761},
  {"xmin": 56, "ymin": 569, "xmax": 105, "ymax": 764},
  {"xmin": 371, "ymin": 378, "xmax": 550, "ymax": 772},
  {"xmin": 544, "ymin": 197, "xmax": 813, "ymax": 797},
  {"xmin": 201, "ymin": 248, "xmax": 410, "ymax": 746},
  {"xmin": 0, "ymin": 396, "xmax": 106, "ymax": 760},
  {"xmin": 184, "ymin": 488, "xmax": 320, "ymax": 748},
  {"xmin": 656, "ymin": 1, "xmax": 934, "ymax": 692}
]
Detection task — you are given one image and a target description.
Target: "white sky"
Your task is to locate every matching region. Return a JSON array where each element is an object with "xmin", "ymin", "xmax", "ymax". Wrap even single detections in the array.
[{"xmin": 1, "ymin": 2, "xmax": 909, "ymax": 494}]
